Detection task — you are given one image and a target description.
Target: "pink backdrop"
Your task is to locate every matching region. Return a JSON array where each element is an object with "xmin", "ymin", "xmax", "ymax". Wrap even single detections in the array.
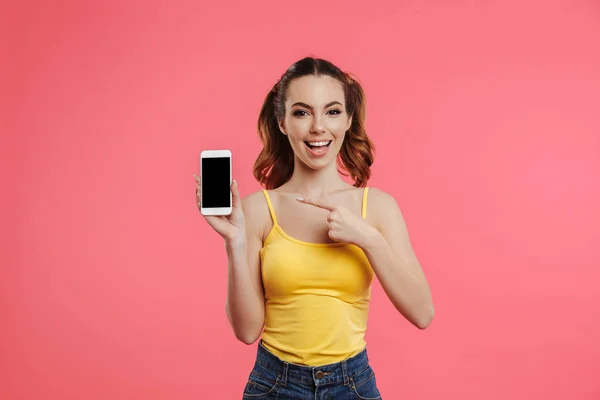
[{"xmin": 3, "ymin": 0, "xmax": 600, "ymax": 399}]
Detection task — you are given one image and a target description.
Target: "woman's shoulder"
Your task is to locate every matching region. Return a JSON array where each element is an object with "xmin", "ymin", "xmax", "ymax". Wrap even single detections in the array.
[
  {"xmin": 365, "ymin": 186, "xmax": 403, "ymax": 220},
  {"xmin": 241, "ymin": 189, "xmax": 269, "ymax": 214},
  {"xmin": 241, "ymin": 189, "xmax": 272, "ymax": 240},
  {"xmin": 366, "ymin": 186, "xmax": 397, "ymax": 204}
]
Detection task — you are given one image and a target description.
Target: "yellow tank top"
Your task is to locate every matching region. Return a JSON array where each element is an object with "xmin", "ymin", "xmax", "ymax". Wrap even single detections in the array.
[{"xmin": 259, "ymin": 188, "xmax": 375, "ymax": 366}]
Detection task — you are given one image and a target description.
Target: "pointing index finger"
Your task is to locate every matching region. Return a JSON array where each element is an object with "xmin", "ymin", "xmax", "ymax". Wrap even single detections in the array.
[{"xmin": 296, "ymin": 196, "xmax": 335, "ymax": 211}]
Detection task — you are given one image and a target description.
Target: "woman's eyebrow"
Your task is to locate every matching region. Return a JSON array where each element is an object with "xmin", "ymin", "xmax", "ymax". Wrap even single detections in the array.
[{"xmin": 290, "ymin": 101, "xmax": 343, "ymax": 109}]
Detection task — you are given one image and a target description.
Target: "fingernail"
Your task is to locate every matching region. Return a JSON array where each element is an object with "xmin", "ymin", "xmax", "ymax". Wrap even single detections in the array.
[
  {"xmin": 233, "ymin": 179, "xmax": 237, "ymax": 186},
  {"xmin": 296, "ymin": 196, "xmax": 304, "ymax": 201}
]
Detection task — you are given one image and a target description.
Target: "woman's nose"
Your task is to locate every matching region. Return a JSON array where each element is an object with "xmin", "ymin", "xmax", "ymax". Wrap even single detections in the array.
[{"xmin": 310, "ymin": 115, "xmax": 325, "ymax": 134}]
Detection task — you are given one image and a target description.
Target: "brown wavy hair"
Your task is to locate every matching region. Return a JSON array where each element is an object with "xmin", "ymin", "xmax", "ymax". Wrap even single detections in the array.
[{"xmin": 253, "ymin": 57, "xmax": 375, "ymax": 189}]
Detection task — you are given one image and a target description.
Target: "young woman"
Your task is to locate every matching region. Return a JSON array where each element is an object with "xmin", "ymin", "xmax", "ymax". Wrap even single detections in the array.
[{"xmin": 194, "ymin": 57, "xmax": 434, "ymax": 399}]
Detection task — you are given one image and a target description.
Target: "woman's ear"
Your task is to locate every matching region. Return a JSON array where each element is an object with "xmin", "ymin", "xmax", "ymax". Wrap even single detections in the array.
[
  {"xmin": 278, "ymin": 120, "xmax": 287, "ymax": 135},
  {"xmin": 345, "ymin": 115, "xmax": 353, "ymax": 132}
]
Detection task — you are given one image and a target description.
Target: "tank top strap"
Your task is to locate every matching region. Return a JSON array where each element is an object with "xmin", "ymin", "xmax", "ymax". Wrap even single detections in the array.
[
  {"xmin": 262, "ymin": 190, "xmax": 279, "ymax": 226},
  {"xmin": 361, "ymin": 187, "xmax": 369, "ymax": 219}
]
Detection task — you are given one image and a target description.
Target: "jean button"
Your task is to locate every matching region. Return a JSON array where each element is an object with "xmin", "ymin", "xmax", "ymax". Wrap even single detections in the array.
[{"xmin": 315, "ymin": 371, "xmax": 325, "ymax": 379}]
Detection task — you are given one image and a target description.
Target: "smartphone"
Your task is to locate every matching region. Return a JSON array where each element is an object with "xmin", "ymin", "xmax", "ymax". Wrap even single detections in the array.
[{"xmin": 200, "ymin": 149, "xmax": 232, "ymax": 216}]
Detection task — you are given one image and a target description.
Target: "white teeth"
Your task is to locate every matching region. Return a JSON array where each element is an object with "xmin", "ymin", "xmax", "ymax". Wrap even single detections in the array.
[{"xmin": 307, "ymin": 141, "xmax": 330, "ymax": 147}]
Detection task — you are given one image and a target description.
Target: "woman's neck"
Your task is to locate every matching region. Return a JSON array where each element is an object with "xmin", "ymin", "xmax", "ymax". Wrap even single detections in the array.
[{"xmin": 280, "ymin": 158, "xmax": 352, "ymax": 198}]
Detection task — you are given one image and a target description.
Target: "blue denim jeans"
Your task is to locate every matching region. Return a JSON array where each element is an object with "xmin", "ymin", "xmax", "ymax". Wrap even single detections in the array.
[{"xmin": 242, "ymin": 341, "xmax": 382, "ymax": 399}]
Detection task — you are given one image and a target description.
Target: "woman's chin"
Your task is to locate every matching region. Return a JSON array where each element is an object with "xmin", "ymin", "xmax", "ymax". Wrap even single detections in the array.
[{"xmin": 300, "ymin": 154, "xmax": 336, "ymax": 170}]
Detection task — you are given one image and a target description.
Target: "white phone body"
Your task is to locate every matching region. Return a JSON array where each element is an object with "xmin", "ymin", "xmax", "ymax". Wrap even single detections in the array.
[{"xmin": 200, "ymin": 149, "xmax": 232, "ymax": 216}]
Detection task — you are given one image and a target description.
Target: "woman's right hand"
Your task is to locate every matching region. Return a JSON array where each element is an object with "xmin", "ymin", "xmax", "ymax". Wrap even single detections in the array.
[{"xmin": 194, "ymin": 174, "xmax": 246, "ymax": 245}]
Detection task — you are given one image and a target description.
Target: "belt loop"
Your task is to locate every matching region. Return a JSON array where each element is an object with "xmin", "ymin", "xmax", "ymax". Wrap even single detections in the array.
[
  {"xmin": 280, "ymin": 361, "xmax": 289, "ymax": 387},
  {"xmin": 342, "ymin": 360, "xmax": 349, "ymax": 386}
]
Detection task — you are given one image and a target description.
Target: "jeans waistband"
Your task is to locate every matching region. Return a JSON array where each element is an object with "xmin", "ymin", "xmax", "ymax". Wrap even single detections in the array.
[{"xmin": 254, "ymin": 341, "xmax": 371, "ymax": 386}]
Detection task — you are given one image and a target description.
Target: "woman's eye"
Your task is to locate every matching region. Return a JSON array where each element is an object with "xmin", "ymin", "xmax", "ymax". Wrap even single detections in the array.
[{"xmin": 293, "ymin": 109, "xmax": 341, "ymax": 117}]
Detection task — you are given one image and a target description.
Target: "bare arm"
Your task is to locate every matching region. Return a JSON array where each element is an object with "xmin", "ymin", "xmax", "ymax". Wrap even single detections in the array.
[
  {"xmin": 362, "ymin": 189, "xmax": 434, "ymax": 329},
  {"xmin": 224, "ymin": 192, "xmax": 266, "ymax": 344}
]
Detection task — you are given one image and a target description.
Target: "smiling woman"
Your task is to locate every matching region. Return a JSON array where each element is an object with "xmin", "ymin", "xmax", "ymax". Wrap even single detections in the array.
[
  {"xmin": 194, "ymin": 56, "xmax": 434, "ymax": 399},
  {"xmin": 254, "ymin": 58, "xmax": 374, "ymax": 189}
]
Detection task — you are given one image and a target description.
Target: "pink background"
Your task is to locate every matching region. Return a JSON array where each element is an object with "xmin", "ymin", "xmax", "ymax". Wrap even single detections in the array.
[{"xmin": 3, "ymin": 0, "xmax": 600, "ymax": 399}]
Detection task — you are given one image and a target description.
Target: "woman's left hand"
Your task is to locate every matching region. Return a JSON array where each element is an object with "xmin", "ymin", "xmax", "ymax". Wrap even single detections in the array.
[{"xmin": 296, "ymin": 195, "xmax": 380, "ymax": 247}]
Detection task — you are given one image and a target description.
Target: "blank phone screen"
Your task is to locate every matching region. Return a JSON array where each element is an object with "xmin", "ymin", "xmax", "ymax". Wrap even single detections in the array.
[{"xmin": 201, "ymin": 157, "xmax": 231, "ymax": 208}]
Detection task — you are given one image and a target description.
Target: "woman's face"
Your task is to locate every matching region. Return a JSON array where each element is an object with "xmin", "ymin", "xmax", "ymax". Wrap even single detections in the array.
[{"xmin": 278, "ymin": 75, "xmax": 352, "ymax": 170}]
